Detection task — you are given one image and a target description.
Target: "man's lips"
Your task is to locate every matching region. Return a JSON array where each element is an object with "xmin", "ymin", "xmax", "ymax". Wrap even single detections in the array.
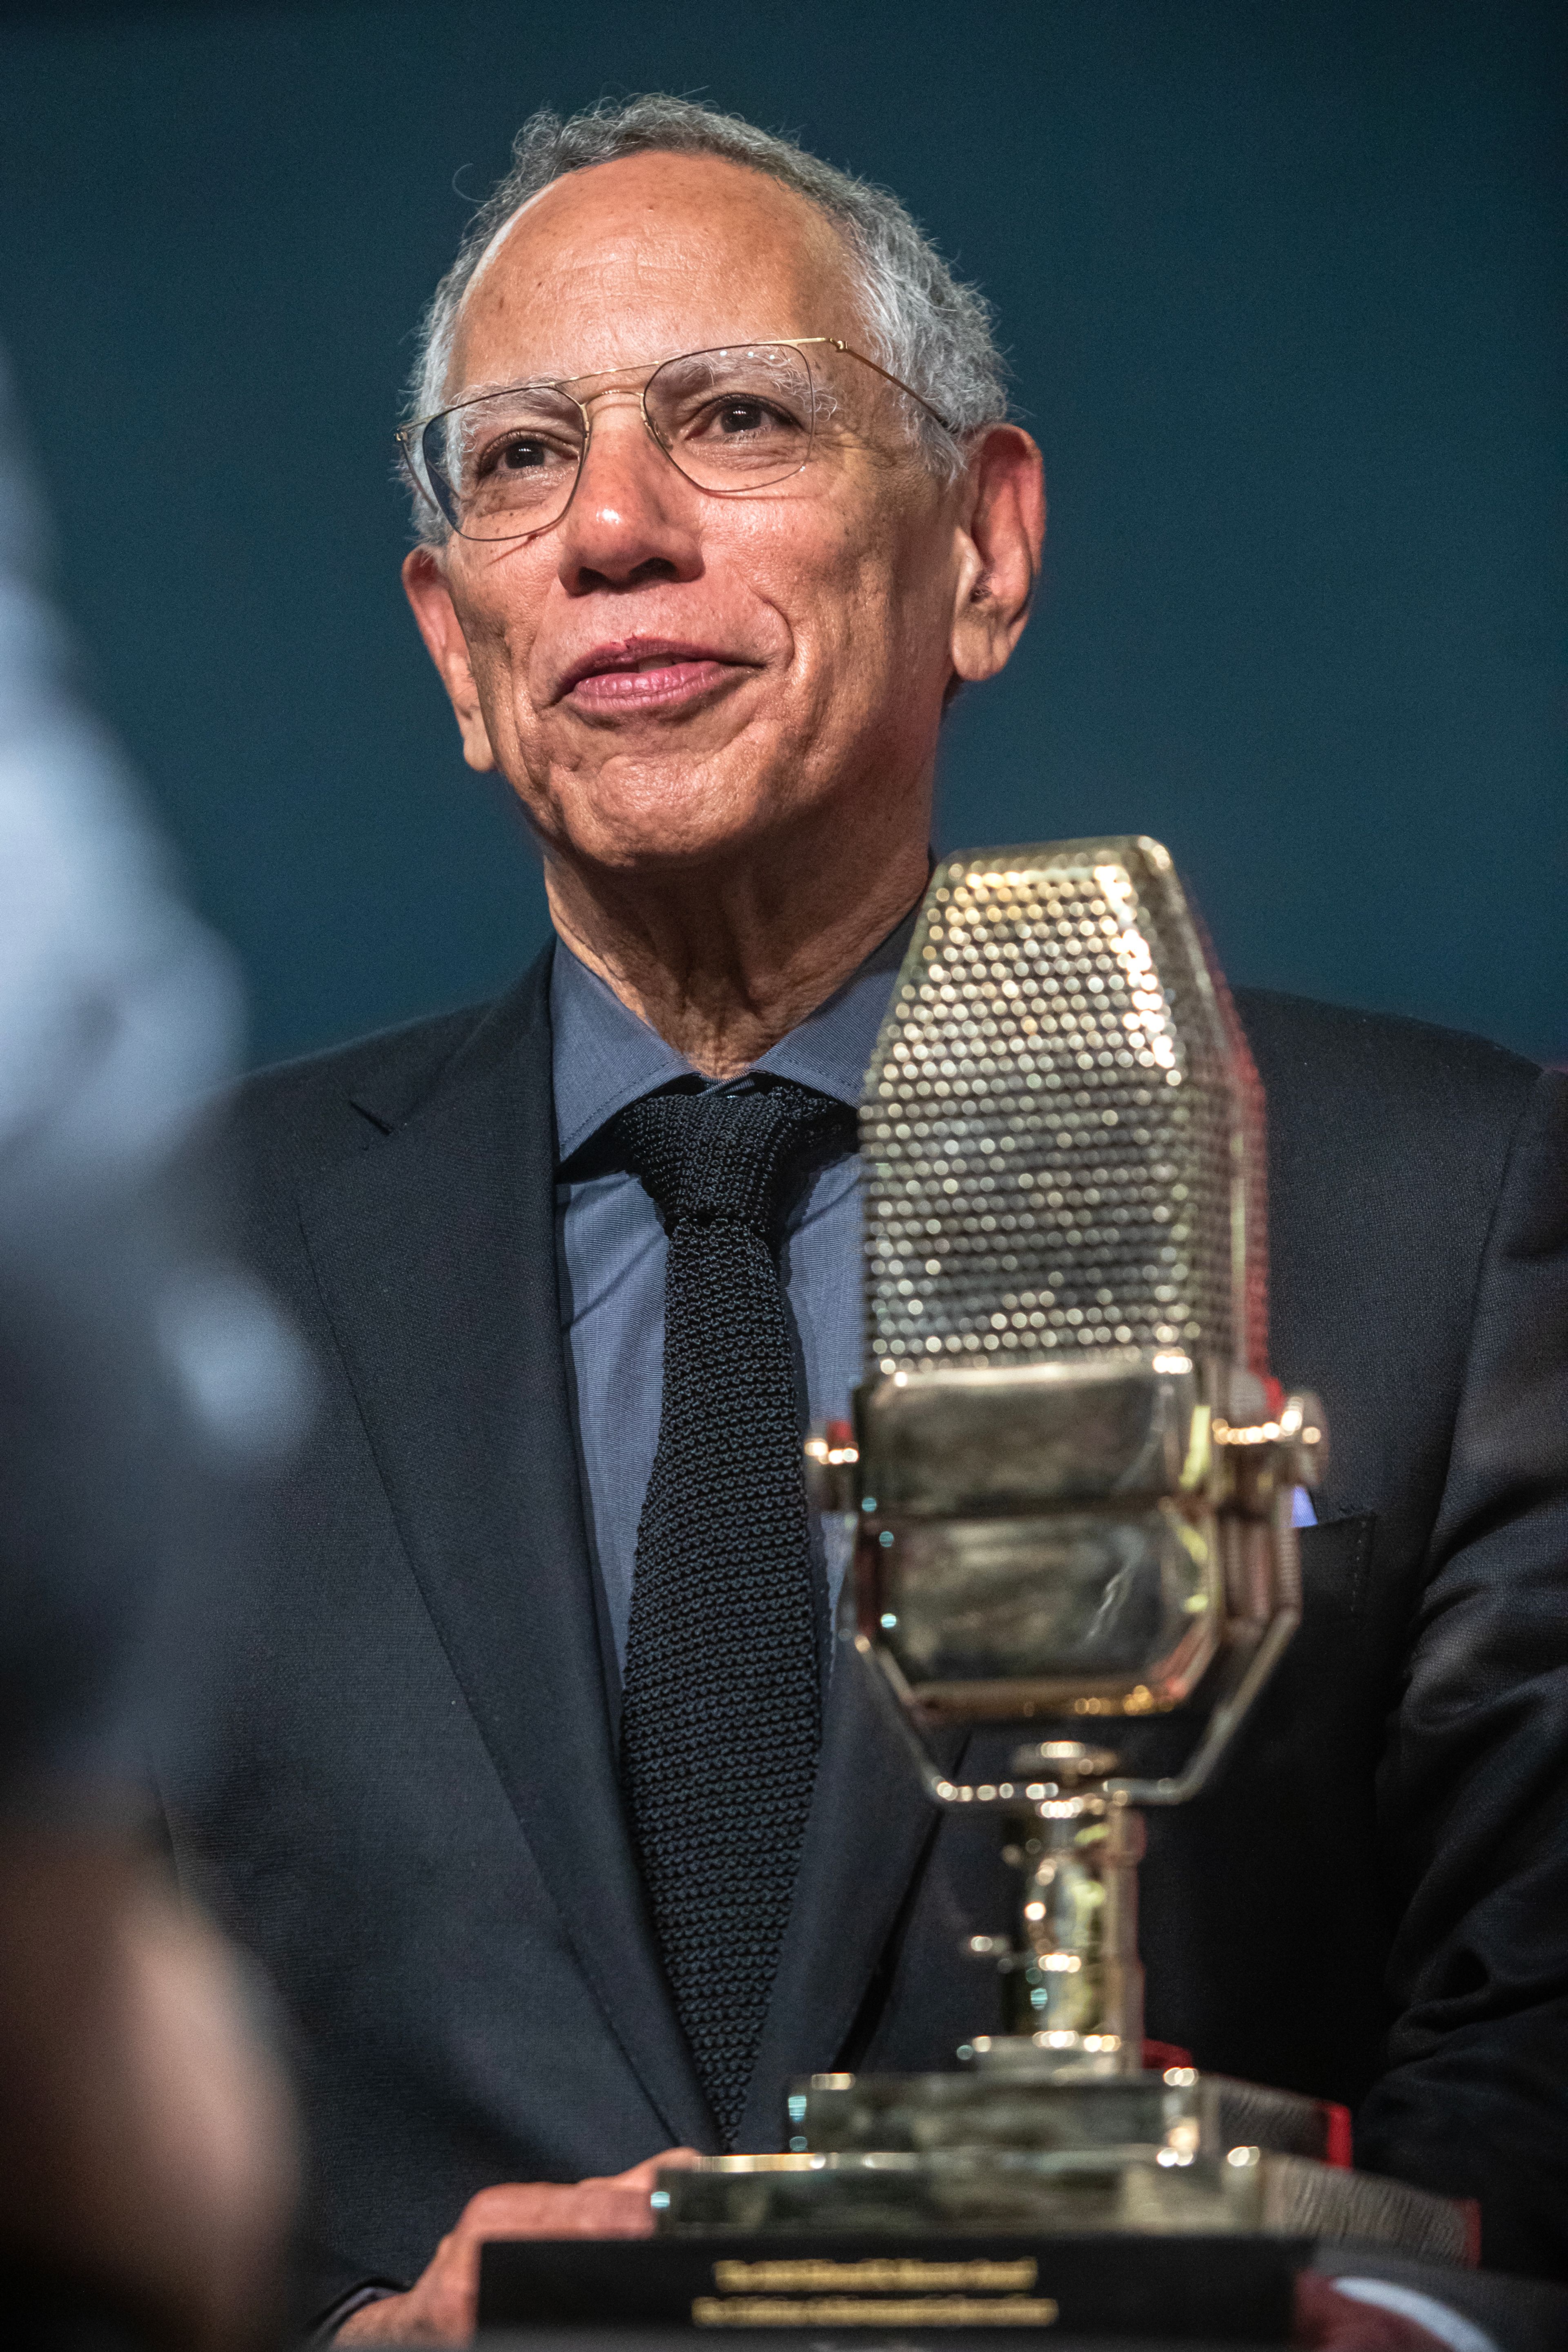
[{"xmin": 555, "ymin": 639, "xmax": 750, "ymax": 713}]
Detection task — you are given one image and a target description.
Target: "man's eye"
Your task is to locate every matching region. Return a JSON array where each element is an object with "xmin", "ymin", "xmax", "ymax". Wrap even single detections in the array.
[
  {"xmin": 697, "ymin": 398, "xmax": 801, "ymax": 439},
  {"xmin": 494, "ymin": 437, "xmax": 549, "ymax": 472},
  {"xmin": 717, "ymin": 400, "xmax": 771, "ymax": 435},
  {"xmin": 466, "ymin": 432, "xmax": 567, "ymax": 482}
]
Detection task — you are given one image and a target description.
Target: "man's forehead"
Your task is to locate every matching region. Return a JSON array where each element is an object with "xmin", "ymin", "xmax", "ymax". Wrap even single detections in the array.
[{"xmin": 447, "ymin": 151, "xmax": 858, "ymax": 392}]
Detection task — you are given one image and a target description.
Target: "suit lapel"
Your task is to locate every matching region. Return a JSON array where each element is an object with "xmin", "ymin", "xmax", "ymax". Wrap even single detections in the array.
[
  {"xmin": 735, "ymin": 1631, "xmax": 953, "ymax": 2149},
  {"xmin": 295, "ymin": 952, "xmax": 716, "ymax": 2152}
]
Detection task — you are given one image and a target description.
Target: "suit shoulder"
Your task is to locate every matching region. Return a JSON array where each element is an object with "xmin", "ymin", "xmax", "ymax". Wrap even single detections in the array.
[
  {"xmin": 1234, "ymin": 987, "xmax": 1539, "ymax": 1129},
  {"xmin": 230, "ymin": 1002, "xmax": 492, "ymax": 1183},
  {"xmin": 1235, "ymin": 989, "xmax": 1542, "ymax": 1263}
]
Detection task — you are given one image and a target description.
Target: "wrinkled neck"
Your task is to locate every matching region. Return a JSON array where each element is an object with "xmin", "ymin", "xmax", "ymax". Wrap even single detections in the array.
[{"xmin": 545, "ymin": 829, "xmax": 930, "ymax": 1079}]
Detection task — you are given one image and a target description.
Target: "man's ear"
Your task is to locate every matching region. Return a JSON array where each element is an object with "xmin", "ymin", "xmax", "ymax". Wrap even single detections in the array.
[
  {"xmin": 401, "ymin": 548, "xmax": 497, "ymax": 773},
  {"xmin": 948, "ymin": 425, "xmax": 1046, "ymax": 686}
]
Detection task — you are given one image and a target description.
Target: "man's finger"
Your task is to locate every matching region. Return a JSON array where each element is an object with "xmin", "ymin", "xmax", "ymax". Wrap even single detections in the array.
[
  {"xmin": 457, "ymin": 2179, "xmax": 659, "ymax": 2241},
  {"xmin": 547, "ymin": 2181, "xmax": 661, "ymax": 2237},
  {"xmin": 606, "ymin": 2146, "xmax": 700, "ymax": 2190}
]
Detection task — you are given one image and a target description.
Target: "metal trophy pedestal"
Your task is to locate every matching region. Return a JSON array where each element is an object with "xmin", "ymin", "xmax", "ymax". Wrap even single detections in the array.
[
  {"xmin": 653, "ymin": 841, "xmax": 1475, "ymax": 2277},
  {"xmin": 657, "ymin": 1733, "xmax": 1472, "ymax": 2263}
]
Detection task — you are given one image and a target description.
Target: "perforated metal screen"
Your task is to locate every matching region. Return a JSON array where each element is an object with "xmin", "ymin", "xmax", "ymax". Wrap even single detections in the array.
[{"xmin": 861, "ymin": 839, "xmax": 1267, "ymax": 1380}]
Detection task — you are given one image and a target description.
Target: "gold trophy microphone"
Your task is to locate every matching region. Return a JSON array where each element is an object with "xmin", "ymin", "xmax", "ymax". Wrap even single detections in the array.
[{"xmin": 657, "ymin": 840, "xmax": 1474, "ymax": 2264}]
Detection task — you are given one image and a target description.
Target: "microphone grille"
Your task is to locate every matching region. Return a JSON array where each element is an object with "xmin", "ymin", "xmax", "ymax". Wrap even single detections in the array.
[{"xmin": 862, "ymin": 839, "xmax": 1266, "ymax": 1379}]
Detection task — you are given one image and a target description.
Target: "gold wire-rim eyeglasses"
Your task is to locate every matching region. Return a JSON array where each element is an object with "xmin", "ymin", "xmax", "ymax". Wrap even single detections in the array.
[{"xmin": 395, "ymin": 336, "xmax": 956, "ymax": 543}]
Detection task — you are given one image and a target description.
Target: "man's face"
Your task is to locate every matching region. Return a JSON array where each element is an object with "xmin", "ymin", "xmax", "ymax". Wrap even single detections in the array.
[{"xmin": 405, "ymin": 152, "xmax": 1028, "ymax": 884}]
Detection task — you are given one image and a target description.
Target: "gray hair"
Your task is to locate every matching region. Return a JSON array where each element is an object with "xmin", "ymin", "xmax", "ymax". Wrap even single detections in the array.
[{"xmin": 405, "ymin": 94, "xmax": 1009, "ymax": 540}]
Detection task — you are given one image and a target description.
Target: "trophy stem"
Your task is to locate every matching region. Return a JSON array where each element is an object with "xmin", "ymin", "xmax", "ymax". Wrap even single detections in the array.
[{"xmin": 970, "ymin": 1743, "xmax": 1146, "ymax": 2077}]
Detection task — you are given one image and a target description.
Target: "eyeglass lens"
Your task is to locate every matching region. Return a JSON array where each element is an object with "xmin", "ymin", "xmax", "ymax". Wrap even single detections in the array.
[{"xmin": 420, "ymin": 343, "xmax": 818, "ymax": 541}]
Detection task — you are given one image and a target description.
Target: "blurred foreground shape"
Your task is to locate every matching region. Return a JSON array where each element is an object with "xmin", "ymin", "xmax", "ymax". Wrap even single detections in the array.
[{"xmin": 0, "ymin": 350, "xmax": 304, "ymax": 2350}]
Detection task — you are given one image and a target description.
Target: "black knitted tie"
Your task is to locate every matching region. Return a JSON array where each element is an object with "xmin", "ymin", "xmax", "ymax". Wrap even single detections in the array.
[{"xmin": 614, "ymin": 1078, "xmax": 853, "ymax": 2144}]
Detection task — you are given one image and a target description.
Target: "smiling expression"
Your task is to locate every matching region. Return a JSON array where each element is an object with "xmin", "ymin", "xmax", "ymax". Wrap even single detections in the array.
[{"xmin": 404, "ymin": 151, "xmax": 1019, "ymax": 888}]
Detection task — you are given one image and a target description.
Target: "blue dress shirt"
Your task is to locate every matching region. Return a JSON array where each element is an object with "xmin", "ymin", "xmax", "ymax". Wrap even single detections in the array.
[{"xmin": 551, "ymin": 915, "xmax": 916, "ymax": 1673}]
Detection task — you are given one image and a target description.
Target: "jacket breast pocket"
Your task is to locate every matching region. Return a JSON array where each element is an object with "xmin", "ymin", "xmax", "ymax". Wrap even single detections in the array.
[{"xmin": 1296, "ymin": 1510, "xmax": 1377, "ymax": 1624}]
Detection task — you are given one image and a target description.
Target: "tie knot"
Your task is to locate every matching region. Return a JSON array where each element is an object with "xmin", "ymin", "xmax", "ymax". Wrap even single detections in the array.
[{"xmin": 614, "ymin": 1079, "xmax": 853, "ymax": 1239}]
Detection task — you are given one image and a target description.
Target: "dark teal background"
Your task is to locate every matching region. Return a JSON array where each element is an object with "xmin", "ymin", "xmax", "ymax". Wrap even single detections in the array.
[{"xmin": 1, "ymin": 0, "xmax": 1562, "ymax": 1067}]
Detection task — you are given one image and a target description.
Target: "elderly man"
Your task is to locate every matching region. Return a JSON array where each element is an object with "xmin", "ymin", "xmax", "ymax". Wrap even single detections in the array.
[{"xmin": 161, "ymin": 97, "xmax": 1568, "ymax": 2343}]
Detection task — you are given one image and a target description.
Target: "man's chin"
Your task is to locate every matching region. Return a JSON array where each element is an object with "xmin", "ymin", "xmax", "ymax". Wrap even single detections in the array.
[
  {"xmin": 537, "ymin": 791, "xmax": 813, "ymax": 885},
  {"xmin": 525, "ymin": 744, "xmax": 821, "ymax": 880}
]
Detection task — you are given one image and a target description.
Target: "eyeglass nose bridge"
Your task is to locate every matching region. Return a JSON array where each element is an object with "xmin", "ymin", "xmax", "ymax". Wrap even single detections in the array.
[{"xmin": 548, "ymin": 381, "xmax": 704, "ymax": 534}]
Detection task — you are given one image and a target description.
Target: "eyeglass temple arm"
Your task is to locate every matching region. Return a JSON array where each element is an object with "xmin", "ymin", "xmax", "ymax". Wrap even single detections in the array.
[{"xmin": 805, "ymin": 339, "xmax": 956, "ymax": 435}]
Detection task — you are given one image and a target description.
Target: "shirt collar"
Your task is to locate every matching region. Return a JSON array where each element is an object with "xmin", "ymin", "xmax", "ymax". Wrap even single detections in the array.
[{"xmin": 550, "ymin": 906, "xmax": 918, "ymax": 1167}]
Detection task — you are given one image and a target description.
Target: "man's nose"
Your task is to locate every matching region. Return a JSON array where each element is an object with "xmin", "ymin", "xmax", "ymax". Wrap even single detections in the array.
[{"xmin": 556, "ymin": 405, "xmax": 702, "ymax": 592}]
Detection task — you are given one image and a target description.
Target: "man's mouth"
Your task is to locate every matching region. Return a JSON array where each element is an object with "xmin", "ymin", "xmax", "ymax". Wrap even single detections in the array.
[{"xmin": 557, "ymin": 638, "xmax": 745, "ymax": 713}]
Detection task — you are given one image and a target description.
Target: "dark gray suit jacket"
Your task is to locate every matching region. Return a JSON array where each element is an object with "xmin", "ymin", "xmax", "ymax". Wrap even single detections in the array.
[{"xmin": 156, "ymin": 952, "xmax": 1568, "ymax": 2321}]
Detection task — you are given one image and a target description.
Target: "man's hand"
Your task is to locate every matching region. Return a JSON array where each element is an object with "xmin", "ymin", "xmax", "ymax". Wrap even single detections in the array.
[{"xmin": 335, "ymin": 2150, "xmax": 699, "ymax": 2345}]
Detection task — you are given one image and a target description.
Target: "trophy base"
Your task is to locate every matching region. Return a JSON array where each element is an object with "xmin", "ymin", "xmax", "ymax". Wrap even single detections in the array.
[
  {"xmin": 479, "ymin": 2229, "xmax": 1307, "ymax": 2340},
  {"xmin": 655, "ymin": 2067, "xmax": 1474, "ymax": 2267}
]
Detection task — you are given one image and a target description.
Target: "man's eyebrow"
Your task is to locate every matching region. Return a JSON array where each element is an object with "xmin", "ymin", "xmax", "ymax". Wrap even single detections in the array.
[
  {"xmin": 437, "ymin": 343, "xmax": 822, "ymax": 410},
  {"xmin": 440, "ymin": 374, "xmax": 549, "ymax": 405},
  {"xmin": 432, "ymin": 347, "xmax": 855, "ymax": 422},
  {"xmin": 433, "ymin": 368, "xmax": 619, "ymax": 413}
]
